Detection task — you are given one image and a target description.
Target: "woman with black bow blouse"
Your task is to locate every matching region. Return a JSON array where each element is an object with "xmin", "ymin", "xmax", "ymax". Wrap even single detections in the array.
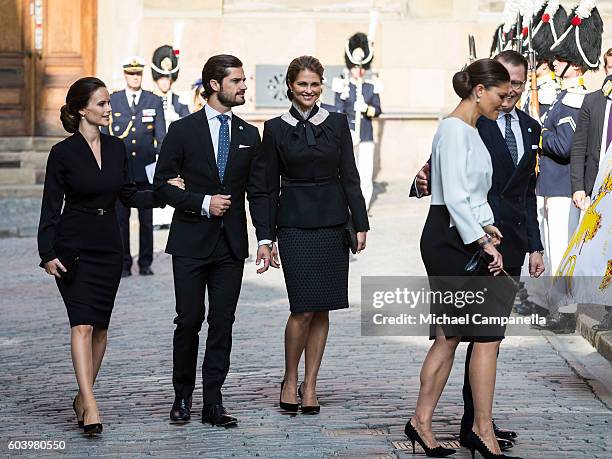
[
  {"xmin": 263, "ymin": 56, "xmax": 369, "ymax": 414},
  {"xmin": 37, "ymin": 77, "xmax": 182, "ymax": 435}
]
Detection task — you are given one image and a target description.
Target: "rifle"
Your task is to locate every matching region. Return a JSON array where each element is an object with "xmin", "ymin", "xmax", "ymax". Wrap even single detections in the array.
[{"xmin": 527, "ymin": 20, "xmax": 540, "ymax": 122}]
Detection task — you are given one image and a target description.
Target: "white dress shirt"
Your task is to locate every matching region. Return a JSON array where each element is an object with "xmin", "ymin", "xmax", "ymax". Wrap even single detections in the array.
[
  {"xmin": 496, "ymin": 108, "xmax": 525, "ymax": 164},
  {"xmin": 430, "ymin": 117, "xmax": 494, "ymax": 244},
  {"xmin": 200, "ymin": 105, "xmax": 271, "ymax": 247},
  {"xmin": 125, "ymin": 88, "xmax": 142, "ymax": 107}
]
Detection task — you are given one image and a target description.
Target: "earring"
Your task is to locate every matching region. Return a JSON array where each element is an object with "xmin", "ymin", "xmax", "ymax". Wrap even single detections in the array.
[{"xmin": 476, "ymin": 97, "xmax": 481, "ymax": 103}]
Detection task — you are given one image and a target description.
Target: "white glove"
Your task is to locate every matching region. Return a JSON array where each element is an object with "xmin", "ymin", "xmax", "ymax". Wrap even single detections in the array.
[{"xmin": 353, "ymin": 100, "xmax": 368, "ymax": 114}]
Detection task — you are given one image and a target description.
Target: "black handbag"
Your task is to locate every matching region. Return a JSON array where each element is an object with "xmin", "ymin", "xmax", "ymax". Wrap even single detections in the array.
[
  {"xmin": 55, "ymin": 246, "xmax": 80, "ymax": 282},
  {"xmin": 344, "ymin": 216, "xmax": 358, "ymax": 254}
]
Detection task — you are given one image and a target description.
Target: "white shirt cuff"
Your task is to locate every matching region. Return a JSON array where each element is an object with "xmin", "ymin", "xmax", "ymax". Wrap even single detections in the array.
[
  {"xmin": 258, "ymin": 239, "xmax": 273, "ymax": 247},
  {"xmin": 201, "ymin": 195, "xmax": 212, "ymax": 218}
]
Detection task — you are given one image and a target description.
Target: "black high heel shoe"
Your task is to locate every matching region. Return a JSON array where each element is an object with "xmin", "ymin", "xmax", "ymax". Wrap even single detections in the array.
[
  {"xmin": 279, "ymin": 380, "xmax": 299, "ymax": 412},
  {"xmin": 404, "ymin": 420, "xmax": 456, "ymax": 457},
  {"xmin": 298, "ymin": 382, "xmax": 320, "ymax": 414},
  {"xmin": 82, "ymin": 410, "xmax": 103, "ymax": 436},
  {"xmin": 72, "ymin": 396, "xmax": 84, "ymax": 428},
  {"xmin": 464, "ymin": 430, "xmax": 522, "ymax": 459}
]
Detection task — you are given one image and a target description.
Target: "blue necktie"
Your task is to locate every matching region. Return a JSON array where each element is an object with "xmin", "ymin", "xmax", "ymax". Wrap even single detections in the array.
[
  {"xmin": 504, "ymin": 113, "xmax": 518, "ymax": 166},
  {"xmin": 217, "ymin": 114, "xmax": 230, "ymax": 182}
]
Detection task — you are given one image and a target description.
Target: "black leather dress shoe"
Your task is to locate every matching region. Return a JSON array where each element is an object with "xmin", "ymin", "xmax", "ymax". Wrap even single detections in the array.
[
  {"xmin": 170, "ymin": 397, "xmax": 192, "ymax": 423},
  {"xmin": 202, "ymin": 404, "xmax": 237, "ymax": 427},
  {"xmin": 139, "ymin": 266, "xmax": 154, "ymax": 276},
  {"xmin": 121, "ymin": 269, "xmax": 132, "ymax": 278}
]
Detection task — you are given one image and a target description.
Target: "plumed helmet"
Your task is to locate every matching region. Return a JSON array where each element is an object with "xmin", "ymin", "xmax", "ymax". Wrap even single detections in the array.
[
  {"xmin": 551, "ymin": 0, "xmax": 603, "ymax": 70},
  {"xmin": 151, "ymin": 45, "xmax": 180, "ymax": 81},
  {"xmin": 345, "ymin": 32, "xmax": 373, "ymax": 70},
  {"xmin": 531, "ymin": 0, "xmax": 568, "ymax": 64}
]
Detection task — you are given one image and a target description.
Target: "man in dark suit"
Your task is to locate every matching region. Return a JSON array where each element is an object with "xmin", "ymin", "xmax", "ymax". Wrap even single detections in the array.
[
  {"xmin": 571, "ymin": 74, "xmax": 612, "ymax": 331},
  {"xmin": 154, "ymin": 54, "xmax": 273, "ymax": 427},
  {"xmin": 410, "ymin": 51, "xmax": 545, "ymax": 449},
  {"xmin": 102, "ymin": 56, "xmax": 166, "ymax": 277}
]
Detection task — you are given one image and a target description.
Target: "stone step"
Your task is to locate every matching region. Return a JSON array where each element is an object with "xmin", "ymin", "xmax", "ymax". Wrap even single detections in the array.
[
  {"xmin": 0, "ymin": 169, "xmax": 37, "ymax": 186},
  {"xmin": 0, "ymin": 185, "xmax": 43, "ymax": 198},
  {"xmin": 0, "ymin": 136, "xmax": 62, "ymax": 152}
]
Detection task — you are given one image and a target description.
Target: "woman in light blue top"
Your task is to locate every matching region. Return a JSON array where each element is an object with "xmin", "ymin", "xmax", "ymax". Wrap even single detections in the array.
[{"xmin": 405, "ymin": 59, "xmax": 517, "ymax": 459}]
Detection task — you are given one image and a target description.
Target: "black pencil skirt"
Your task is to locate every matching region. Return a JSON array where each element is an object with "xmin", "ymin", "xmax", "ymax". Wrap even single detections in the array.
[
  {"xmin": 277, "ymin": 225, "xmax": 349, "ymax": 313},
  {"xmin": 56, "ymin": 248, "xmax": 123, "ymax": 329},
  {"xmin": 420, "ymin": 205, "xmax": 513, "ymax": 342}
]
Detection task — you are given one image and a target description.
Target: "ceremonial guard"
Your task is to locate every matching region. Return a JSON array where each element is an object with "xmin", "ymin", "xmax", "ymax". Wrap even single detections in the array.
[
  {"xmin": 151, "ymin": 45, "xmax": 190, "ymax": 130},
  {"xmin": 332, "ymin": 32, "xmax": 382, "ymax": 210},
  {"xmin": 102, "ymin": 56, "xmax": 166, "ymax": 277},
  {"xmin": 534, "ymin": 0, "xmax": 603, "ymax": 332},
  {"xmin": 151, "ymin": 45, "xmax": 189, "ymax": 228},
  {"xmin": 524, "ymin": 0, "xmax": 566, "ymax": 119}
]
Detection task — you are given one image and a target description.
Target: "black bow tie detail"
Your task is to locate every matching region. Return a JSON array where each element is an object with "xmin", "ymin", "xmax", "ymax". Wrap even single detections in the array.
[{"xmin": 289, "ymin": 105, "xmax": 322, "ymax": 146}]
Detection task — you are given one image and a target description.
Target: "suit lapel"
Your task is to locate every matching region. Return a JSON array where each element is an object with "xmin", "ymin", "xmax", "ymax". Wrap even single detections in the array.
[
  {"xmin": 486, "ymin": 117, "xmax": 516, "ymax": 173},
  {"xmin": 193, "ymin": 109, "xmax": 221, "ymax": 183},
  {"xmin": 504, "ymin": 112, "xmax": 535, "ymax": 190},
  {"xmin": 593, "ymin": 95, "xmax": 607, "ymax": 154}
]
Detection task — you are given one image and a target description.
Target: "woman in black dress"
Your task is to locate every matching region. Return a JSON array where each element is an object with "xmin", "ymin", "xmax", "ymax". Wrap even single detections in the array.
[
  {"xmin": 263, "ymin": 56, "xmax": 369, "ymax": 414},
  {"xmin": 37, "ymin": 77, "xmax": 182, "ymax": 435}
]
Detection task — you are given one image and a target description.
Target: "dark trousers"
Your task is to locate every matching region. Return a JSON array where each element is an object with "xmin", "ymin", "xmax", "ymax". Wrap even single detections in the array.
[
  {"xmin": 171, "ymin": 231, "xmax": 244, "ymax": 405},
  {"xmin": 116, "ymin": 181, "xmax": 153, "ymax": 270},
  {"xmin": 461, "ymin": 265, "xmax": 522, "ymax": 432}
]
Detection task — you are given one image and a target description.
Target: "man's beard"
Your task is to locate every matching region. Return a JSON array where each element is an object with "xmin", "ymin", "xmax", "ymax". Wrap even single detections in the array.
[{"xmin": 218, "ymin": 87, "xmax": 245, "ymax": 107}]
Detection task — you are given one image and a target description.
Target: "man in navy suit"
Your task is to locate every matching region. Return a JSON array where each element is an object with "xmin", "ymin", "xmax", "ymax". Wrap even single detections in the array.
[
  {"xmin": 101, "ymin": 56, "xmax": 166, "ymax": 277},
  {"xmin": 410, "ymin": 51, "xmax": 545, "ymax": 449}
]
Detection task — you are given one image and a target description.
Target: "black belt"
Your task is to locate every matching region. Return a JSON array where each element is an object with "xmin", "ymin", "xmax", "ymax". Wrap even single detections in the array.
[
  {"xmin": 65, "ymin": 204, "xmax": 114, "ymax": 216},
  {"xmin": 281, "ymin": 176, "xmax": 337, "ymax": 187}
]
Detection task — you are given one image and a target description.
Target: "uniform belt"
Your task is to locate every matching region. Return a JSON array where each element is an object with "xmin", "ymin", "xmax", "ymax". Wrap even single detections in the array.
[
  {"xmin": 280, "ymin": 176, "xmax": 337, "ymax": 187},
  {"xmin": 65, "ymin": 204, "xmax": 114, "ymax": 215}
]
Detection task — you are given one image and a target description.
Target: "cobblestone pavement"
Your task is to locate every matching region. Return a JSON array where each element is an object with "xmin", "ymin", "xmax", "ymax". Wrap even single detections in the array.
[{"xmin": 1, "ymin": 182, "xmax": 611, "ymax": 458}]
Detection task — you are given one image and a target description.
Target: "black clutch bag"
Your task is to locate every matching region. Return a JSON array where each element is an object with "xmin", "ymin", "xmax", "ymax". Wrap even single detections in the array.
[
  {"xmin": 55, "ymin": 246, "xmax": 80, "ymax": 282},
  {"xmin": 344, "ymin": 216, "xmax": 358, "ymax": 255}
]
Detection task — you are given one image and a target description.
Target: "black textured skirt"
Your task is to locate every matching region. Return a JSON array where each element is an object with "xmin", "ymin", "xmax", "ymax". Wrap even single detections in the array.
[
  {"xmin": 56, "ymin": 248, "xmax": 123, "ymax": 329},
  {"xmin": 277, "ymin": 226, "xmax": 349, "ymax": 313}
]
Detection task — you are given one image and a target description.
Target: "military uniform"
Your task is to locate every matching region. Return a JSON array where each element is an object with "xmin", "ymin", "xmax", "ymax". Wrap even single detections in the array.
[
  {"xmin": 151, "ymin": 45, "xmax": 190, "ymax": 130},
  {"xmin": 529, "ymin": 0, "xmax": 603, "ymax": 328},
  {"xmin": 101, "ymin": 57, "xmax": 166, "ymax": 273},
  {"xmin": 536, "ymin": 78, "xmax": 586, "ymax": 288},
  {"xmin": 332, "ymin": 32, "xmax": 382, "ymax": 210}
]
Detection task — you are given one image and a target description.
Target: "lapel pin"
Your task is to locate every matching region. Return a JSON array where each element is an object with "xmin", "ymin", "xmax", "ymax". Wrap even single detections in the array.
[
  {"xmin": 238, "ymin": 125, "xmax": 244, "ymax": 131},
  {"xmin": 527, "ymin": 127, "xmax": 532, "ymax": 133}
]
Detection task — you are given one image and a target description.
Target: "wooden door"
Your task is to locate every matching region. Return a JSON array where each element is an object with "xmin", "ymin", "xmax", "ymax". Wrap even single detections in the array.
[
  {"xmin": 0, "ymin": 0, "xmax": 97, "ymax": 137},
  {"xmin": 36, "ymin": 0, "xmax": 97, "ymax": 135},
  {"xmin": 0, "ymin": 0, "xmax": 34, "ymax": 136}
]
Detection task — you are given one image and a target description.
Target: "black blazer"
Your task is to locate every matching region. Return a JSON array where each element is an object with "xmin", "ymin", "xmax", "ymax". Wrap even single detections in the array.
[
  {"xmin": 263, "ymin": 105, "xmax": 369, "ymax": 236},
  {"xmin": 410, "ymin": 111, "xmax": 543, "ymax": 267},
  {"xmin": 38, "ymin": 133, "xmax": 157, "ymax": 264},
  {"xmin": 153, "ymin": 108, "xmax": 271, "ymax": 260},
  {"xmin": 477, "ymin": 111, "xmax": 543, "ymax": 267},
  {"xmin": 571, "ymin": 76, "xmax": 612, "ymax": 196}
]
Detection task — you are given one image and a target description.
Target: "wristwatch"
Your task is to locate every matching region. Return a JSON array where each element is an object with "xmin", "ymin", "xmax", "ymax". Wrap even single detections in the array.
[{"xmin": 530, "ymin": 250, "xmax": 544, "ymax": 255}]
